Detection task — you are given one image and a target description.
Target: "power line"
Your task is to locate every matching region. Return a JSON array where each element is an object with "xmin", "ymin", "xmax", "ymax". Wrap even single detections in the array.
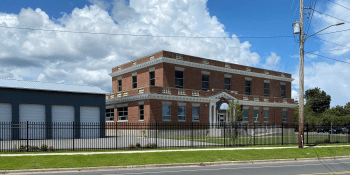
[
  {"xmin": 306, "ymin": 0, "xmax": 318, "ymax": 35},
  {"xmin": 0, "ymin": 25, "xmax": 294, "ymax": 39},
  {"xmin": 327, "ymin": 0, "xmax": 350, "ymax": 11},
  {"xmin": 310, "ymin": 47, "xmax": 350, "ymax": 53},
  {"xmin": 312, "ymin": 37, "xmax": 349, "ymax": 48},
  {"xmin": 315, "ymin": 28, "xmax": 350, "ymax": 36},
  {"xmin": 305, "ymin": 52, "xmax": 350, "ymax": 64},
  {"xmin": 312, "ymin": 9, "xmax": 350, "ymax": 23}
]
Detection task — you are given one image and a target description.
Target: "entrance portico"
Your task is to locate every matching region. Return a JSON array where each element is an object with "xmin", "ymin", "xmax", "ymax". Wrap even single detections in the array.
[{"xmin": 208, "ymin": 92, "xmax": 238, "ymax": 126}]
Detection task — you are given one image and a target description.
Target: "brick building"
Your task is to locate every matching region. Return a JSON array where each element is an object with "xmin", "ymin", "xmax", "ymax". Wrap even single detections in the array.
[{"xmin": 105, "ymin": 50, "xmax": 297, "ymax": 125}]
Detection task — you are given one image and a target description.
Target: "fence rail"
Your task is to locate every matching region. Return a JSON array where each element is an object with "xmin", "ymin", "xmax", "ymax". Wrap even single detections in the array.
[{"xmin": 0, "ymin": 122, "xmax": 349, "ymax": 152}]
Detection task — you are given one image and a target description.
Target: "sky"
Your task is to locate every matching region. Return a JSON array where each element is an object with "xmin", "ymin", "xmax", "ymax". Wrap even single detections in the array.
[{"xmin": 0, "ymin": 0, "xmax": 349, "ymax": 107}]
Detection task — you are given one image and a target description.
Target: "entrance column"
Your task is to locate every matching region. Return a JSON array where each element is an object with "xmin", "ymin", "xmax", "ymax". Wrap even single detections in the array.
[
  {"xmin": 213, "ymin": 104, "xmax": 217, "ymax": 126},
  {"xmin": 209, "ymin": 103, "xmax": 212, "ymax": 126}
]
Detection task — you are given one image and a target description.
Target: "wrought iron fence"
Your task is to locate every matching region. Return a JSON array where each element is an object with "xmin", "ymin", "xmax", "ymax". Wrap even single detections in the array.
[{"xmin": 0, "ymin": 122, "xmax": 349, "ymax": 152}]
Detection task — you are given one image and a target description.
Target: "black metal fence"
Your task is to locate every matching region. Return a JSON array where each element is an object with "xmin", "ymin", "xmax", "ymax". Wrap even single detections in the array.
[{"xmin": 0, "ymin": 122, "xmax": 349, "ymax": 152}]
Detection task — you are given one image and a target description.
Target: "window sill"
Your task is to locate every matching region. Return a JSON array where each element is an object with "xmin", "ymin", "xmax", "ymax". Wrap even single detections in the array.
[
  {"xmin": 138, "ymin": 120, "xmax": 144, "ymax": 122},
  {"xmin": 192, "ymin": 120, "xmax": 200, "ymax": 122},
  {"xmin": 106, "ymin": 121, "xmax": 115, "ymax": 123},
  {"xmin": 117, "ymin": 120, "xmax": 128, "ymax": 122},
  {"xmin": 178, "ymin": 120, "xmax": 186, "ymax": 122}
]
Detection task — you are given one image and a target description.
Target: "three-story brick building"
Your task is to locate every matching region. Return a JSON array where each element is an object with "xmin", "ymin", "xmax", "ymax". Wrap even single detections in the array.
[{"xmin": 106, "ymin": 50, "xmax": 297, "ymax": 125}]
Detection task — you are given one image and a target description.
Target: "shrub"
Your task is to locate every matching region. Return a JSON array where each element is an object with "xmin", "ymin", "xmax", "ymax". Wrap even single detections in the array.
[
  {"xmin": 145, "ymin": 143, "xmax": 157, "ymax": 148},
  {"xmin": 18, "ymin": 144, "xmax": 26, "ymax": 150},
  {"xmin": 129, "ymin": 144, "xmax": 136, "ymax": 149},
  {"xmin": 29, "ymin": 146, "xmax": 39, "ymax": 151},
  {"xmin": 48, "ymin": 146, "xmax": 54, "ymax": 151},
  {"xmin": 136, "ymin": 143, "xmax": 141, "ymax": 148},
  {"xmin": 41, "ymin": 144, "xmax": 48, "ymax": 151}
]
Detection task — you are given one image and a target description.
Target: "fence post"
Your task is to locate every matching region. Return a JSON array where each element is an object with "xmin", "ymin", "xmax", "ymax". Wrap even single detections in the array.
[
  {"xmin": 73, "ymin": 121, "xmax": 75, "ymax": 151},
  {"xmin": 191, "ymin": 122, "xmax": 194, "ymax": 147},
  {"xmin": 281, "ymin": 122, "xmax": 284, "ymax": 145},
  {"xmin": 156, "ymin": 122, "xmax": 158, "ymax": 147},
  {"xmin": 224, "ymin": 122, "xmax": 226, "ymax": 147},
  {"xmin": 116, "ymin": 121, "xmax": 118, "ymax": 150},
  {"xmin": 253, "ymin": 123, "xmax": 255, "ymax": 146},
  {"xmin": 27, "ymin": 121, "xmax": 29, "ymax": 152},
  {"xmin": 307, "ymin": 123, "xmax": 309, "ymax": 145}
]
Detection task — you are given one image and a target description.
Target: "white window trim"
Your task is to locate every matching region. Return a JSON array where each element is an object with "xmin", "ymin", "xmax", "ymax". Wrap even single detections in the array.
[
  {"xmin": 245, "ymin": 77, "xmax": 252, "ymax": 81},
  {"xmin": 117, "ymin": 76, "xmax": 122, "ymax": 80},
  {"xmin": 192, "ymin": 103, "xmax": 200, "ymax": 107},
  {"xmin": 202, "ymin": 71, "xmax": 210, "ymax": 75},
  {"xmin": 132, "ymin": 72, "xmax": 137, "ymax": 76},
  {"xmin": 280, "ymin": 82, "xmax": 286, "ymax": 85},
  {"xmin": 253, "ymin": 107, "xmax": 259, "ymax": 110},
  {"xmin": 116, "ymin": 103, "xmax": 128, "ymax": 108},
  {"xmin": 175, "ymin": 67, "xmax": 185, "ymax": 71},
  {"xmin": 224, "ymin": 74, "xmax": 232, "ymax": 78},
  {"xmin": 162, "ymin": 101, "xmax": 172, "ymax": 105},
  {"xmin": 138, "ymin": 101, "xmax": 144, "ymax": 105},
  {"xmin": 178, "ymin": 102, "xmax": 187, "ymax": 106},
  {"xmin": 264, "ymin": 80, "xmax": 270, "ymax": 83},
  {"xmin": 149, "ymin": 67, "xmax": 155, "ymax": 72}
]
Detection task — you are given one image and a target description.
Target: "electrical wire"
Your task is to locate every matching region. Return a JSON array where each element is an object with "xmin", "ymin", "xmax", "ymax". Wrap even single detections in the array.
[
  {"xmin": 306, "ymin": 0, "xmax": 318, "ymax": 35},
  {"xmin": 315, "ymin": 28, "xmax": 350, "ymax": 36},
  {"xmin": 327, "ymin": 0, "xmax": 350, "ymax": 11},
  {"xmin": 312, "ymin": 9, "xmax": 350, "ymax": 23},
  {"xmin": 305, "ymin": 52, "xmax": 350, "ymax": 64},
  {"xmin": 0, "ymin": 25, "xmax": 294, "ymax": 39},
  {"xmin": 312, "ymin": 37, "xmax": 350, "ymax": 48}
]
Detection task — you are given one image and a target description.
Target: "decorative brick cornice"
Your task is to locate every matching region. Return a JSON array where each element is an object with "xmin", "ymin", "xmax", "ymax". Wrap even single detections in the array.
[
  {"xmin": 109, "ymin": 57, "xmax": 294, "ymax": 82},
  {"xmin": 106, "ymin": 92, "xmax": 298, "ymax": 108}
]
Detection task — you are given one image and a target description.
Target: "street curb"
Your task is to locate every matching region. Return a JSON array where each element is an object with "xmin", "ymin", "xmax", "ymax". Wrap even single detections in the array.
[{"xmin": 1, "ymin": 156, "xmax": 350, "ymax": 174}]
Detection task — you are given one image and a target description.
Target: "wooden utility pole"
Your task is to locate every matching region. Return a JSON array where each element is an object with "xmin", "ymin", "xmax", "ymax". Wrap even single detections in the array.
[{"xmin": 298, "ymin": 0, "xmax": 304, "ymax": 149}]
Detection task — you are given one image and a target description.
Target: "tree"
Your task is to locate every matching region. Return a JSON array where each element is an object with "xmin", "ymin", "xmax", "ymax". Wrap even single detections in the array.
[
  {"xmin": 227, "ymin": 100, "xmax": 243, "ymax": 146},
  {"xmin": 305, "ymin": 87, "xmax": 331, "ymax": 114}
]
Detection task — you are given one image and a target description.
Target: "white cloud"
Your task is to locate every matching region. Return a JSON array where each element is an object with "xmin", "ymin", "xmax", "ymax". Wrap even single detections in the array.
[
  {"xmin": 0, "ymin": 0, "xmax": 262, "ymax": 92},
  {"xmin": 262, "ymin": 52, "xmax": 280, "ymax": 70},
  {"xmin": 292, "ymin": 89, "xmax": 298, "ymax": 101},
  {"xmin": 292, "ymin": 60, "xmax": 350, "ymax": 107},
  {"xmin": 313, "ymin": 0, "xmax": 350, "ymax": 55}
]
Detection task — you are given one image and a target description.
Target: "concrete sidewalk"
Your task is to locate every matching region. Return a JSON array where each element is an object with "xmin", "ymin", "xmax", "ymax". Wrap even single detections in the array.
[{"xmin": 1, "ymin": 145, "xmax": 350, "ymax": 157}]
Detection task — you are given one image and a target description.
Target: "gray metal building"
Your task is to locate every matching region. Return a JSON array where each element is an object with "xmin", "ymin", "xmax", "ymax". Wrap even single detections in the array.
[{"xmin": 0, "ymin": 79, "xmax": 107, "ymax": 140}]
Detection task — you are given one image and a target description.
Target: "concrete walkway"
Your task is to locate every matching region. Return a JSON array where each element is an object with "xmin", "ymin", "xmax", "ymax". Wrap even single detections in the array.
[{"xmin": 1, "ymin": 145, "xmax": 350, "ymax": 157}]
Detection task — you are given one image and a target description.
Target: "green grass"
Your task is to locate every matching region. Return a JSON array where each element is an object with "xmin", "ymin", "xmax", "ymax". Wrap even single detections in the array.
[{"xmin": 1, "ymin": 146, "xmax": 350, "ymax": 170}]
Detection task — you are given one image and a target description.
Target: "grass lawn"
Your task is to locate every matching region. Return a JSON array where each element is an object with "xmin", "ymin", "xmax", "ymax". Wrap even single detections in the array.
[{"xmin": 1, "ymin": 146, "xmax": 350, "ymax": 170}]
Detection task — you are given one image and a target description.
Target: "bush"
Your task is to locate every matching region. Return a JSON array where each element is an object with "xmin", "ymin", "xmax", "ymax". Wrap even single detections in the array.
[
  {"xmin": 48, "ymin": 146, "xmax": 54, "ymax": 151},
  {"xmin": 41, "ymin": 144, "xmax": 48, "ymax": 151},
  {"xmin": 136, "ymin": 143, "xmax": 141, "ymax": 148},
  {"xmin": 29, "ymin": 146, "xmax": 39, "ymax": 151},
  {"xmin": 145, "ymin": 143, "xmax": 157, "ymax": 149},
  {"xmin": 18, "ymin": 144, "xmax": 26, "ymax": 150},
  {"xmin": 129, "ymin": 144, "xmax": 136, "ymax": 149}
]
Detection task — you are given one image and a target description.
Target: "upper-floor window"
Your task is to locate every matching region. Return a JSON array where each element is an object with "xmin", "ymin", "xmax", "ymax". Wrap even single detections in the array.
[
  {"xmin": 117, "ymin": 107, "xmax": 128, "ymax": 121},
  {"xmin": 224, "ymin": 77, "xmax": 231, "ymax": 90},
  {"xmin": 264, "ymin": 83, "xmax": 269, "ymax": 97},
  {"xmin": 139, "ymin": 105, "xmax": 144, "ymax": 120},
  {"xmin": 202, "ymin": 74, "xmax": 209, "ymax": 91},
  {"xmin": 245, "ymin": 80, "xmax": 251, "ymax": 95},
  {"xmin": 118, "ymin": 80, "xmax": 122, "ymax": 91},
  {"xmin": 149, "ymin": 71, "xmax": 155, "ymax": 86},
  {"xmin": 280, "ymin": 84, "xmax": 285, "ymax": 98},
  {"xmin": 243, "ymin": 108, "xmax": 248, "ymax": 122},
  {"xmin": 132, "ymin": 75, "xmax": 137, "ymax": 88},
  {"xmin": 175, "ymin": 70, "xmax": 184, "ymax": 88},
  {"xmin": 105, "ymin": 109, "xmax": 114, "ymax": 121},
  {"xmin": 264, "ymin": 109, "xmax": 269, "ymax": 122}
]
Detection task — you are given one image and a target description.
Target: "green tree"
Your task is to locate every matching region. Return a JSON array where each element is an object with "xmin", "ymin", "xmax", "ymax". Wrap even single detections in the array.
[
  {"xmin": 305, "ymin": 87, "xmax": 331, "ymax": 114},
  {"xmin": 227, "ymin": 100, "xmax": 243, "ymax": 146}
]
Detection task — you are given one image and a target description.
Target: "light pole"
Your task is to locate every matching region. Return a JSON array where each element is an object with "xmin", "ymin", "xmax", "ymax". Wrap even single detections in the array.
[{"xmin": 293, "ymin": 1, "xmax": 344, "ymax": 148}]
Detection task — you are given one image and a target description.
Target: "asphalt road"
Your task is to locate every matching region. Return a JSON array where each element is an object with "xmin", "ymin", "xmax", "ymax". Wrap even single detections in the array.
[{"xmin": 16, "ymin": 158, "xmax": 350, "ymax": 175}]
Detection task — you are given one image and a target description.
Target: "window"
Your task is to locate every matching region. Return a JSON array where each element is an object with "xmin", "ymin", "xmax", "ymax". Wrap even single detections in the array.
[
  {"xmin": 175, "ymin": 70, "xmax": 184, "ymax": 88},
  {"xmin": 283, "ymin": 110, "xmax": 287, "ymax": 122},
  {"xmin": 264, "ymin": 110, "xmax": 269, "ymax": 122},
  {"xmin": 178, "ymin": 106, "xmax": 186, "ymax": 121},
  {"xmin": 118, "ymin": 80, "xmax": 122, "ymax": 91},
  {"xmin": 264, "ymin": 83, "xmax": 269, "ymax": 97},
  {"xmin": 149, "ymin": 71, "xmax": 155, "ymax": 86},
  {"xmin": 280, "ymin": 84, "xmax": 285, "ymax": 98},
  {"xmin": 162, "ymin": 105, "xmax": 171, "ymax": 121},
  {"xmin": 243, "ymin": 109, "xmax": 248, "ymax": 122},
  {"xmin": 192, "ymin": 107, "xmax": 199, "ymax": 121},
  {"xmin": 224, "ymin": 77, "xmax": 231, "ymax": 90},
  {"xmin": 132, "ymin": 76, "xmax": 137, "ymax": 88},
  {"xmin": 245, "ymin": 80, "xmax": 251, "ymax": 95},
  {"xmin": 105, "ymin": 109, "xmax": 114, "ymax": 121},
  {"xmin": 139, "ymin": 105, "xmax": 144, "ymax": 120},
  {"xmin": 202, "ymin": 74, "xmax": 209, "ymax": 91},
  {"xmin": 117, "ymin": 107, "xmax": 128, "ymax": 121},
  {"xmin": 253, "ymin": 109, "xmax": 259, "ymax": 122}
]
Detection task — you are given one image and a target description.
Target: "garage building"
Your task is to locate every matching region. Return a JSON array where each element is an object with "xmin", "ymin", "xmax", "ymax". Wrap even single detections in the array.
[{"xmin": 0, "ymin": 79, "xmax": 107, "ymax": 140}]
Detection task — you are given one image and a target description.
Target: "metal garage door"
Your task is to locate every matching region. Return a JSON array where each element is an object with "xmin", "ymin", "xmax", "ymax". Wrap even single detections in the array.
[
  {"xmin": 52, "ymin": 105, "xmax": 74, "ymax": 139},
  {"xmin": 80, "ymin": 106, "xmax": 100, "ymax": 138},
  {"xmin": 0, "ymin": 103, "xmax": 12, "ymax": 140},
  {"xmin": 19, "ymin": 104, "xmax": 46, "ymax": 140}
]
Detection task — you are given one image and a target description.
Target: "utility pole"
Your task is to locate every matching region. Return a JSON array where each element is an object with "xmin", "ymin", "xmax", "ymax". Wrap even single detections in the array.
[{"xmin": 298, "ymin": 0, "xmax": 304, "ymax": 149}]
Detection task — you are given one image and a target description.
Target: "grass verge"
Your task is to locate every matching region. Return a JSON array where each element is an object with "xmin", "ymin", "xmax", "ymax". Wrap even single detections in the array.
[{"xmin": 1, "ymin": 146, "xmax": 350, "ymax": 170}]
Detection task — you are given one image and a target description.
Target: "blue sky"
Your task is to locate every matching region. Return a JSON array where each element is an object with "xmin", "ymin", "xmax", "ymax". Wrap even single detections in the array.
[{"xmin": 0, "ymin": 0, "xmax": 349, "ymax": 107}]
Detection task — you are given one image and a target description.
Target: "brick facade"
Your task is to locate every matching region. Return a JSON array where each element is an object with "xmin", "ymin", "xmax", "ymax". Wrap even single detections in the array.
[{"xmin": 106, "ymin": 50, "xmax": 297, "ymax": 125}]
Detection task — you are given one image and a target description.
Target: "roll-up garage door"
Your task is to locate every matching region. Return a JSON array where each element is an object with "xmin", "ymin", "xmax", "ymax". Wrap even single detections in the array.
[
  {"xmin": 52, "ymin": 105, "xmax": 74, "ymax": 139},
  {"xmin": 80, "ymin": 106, "xmax": 100, "ymax": 138},
  {"xmin": 19, "ymin": 104, "xmax": 45, "ymax": 140},
  {"xmin": 0, "ymin": 103, "xmax": 12, "ymax": 140}
]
